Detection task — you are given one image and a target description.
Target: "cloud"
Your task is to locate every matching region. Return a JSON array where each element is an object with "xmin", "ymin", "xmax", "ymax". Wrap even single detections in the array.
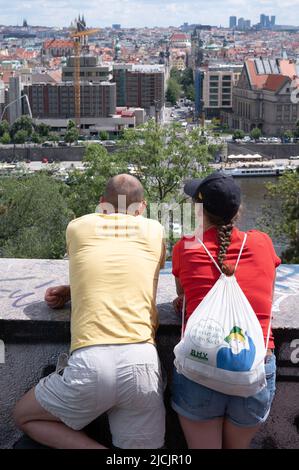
[{"xmin": 0, "ymin": 0, "xmax": 298, "ymax": 28}]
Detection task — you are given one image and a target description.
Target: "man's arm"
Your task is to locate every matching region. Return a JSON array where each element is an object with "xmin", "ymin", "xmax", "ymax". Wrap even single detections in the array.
[{"xmin": 45, "ymin": 285, "xmax": 71, "ymax": 309}]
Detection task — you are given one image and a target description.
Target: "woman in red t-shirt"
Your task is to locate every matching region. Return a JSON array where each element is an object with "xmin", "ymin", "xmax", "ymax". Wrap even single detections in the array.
[{"xmin": 171, "ymin": 172, "xmax": 281, "ymax": 449}]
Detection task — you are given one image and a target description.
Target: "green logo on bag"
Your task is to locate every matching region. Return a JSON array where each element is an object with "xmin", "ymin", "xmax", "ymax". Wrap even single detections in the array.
[{"xmin": 190, "ymin": 349, "xmax": 208, "ymax": 362}]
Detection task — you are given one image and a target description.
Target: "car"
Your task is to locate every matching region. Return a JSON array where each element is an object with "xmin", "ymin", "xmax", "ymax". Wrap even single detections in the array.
[
  {"xmin": 289, "ymin": 156, "xmax": 299, "ymax": 160},
  {"xmin": 42, "ymin": 141, "xmax": 54, "ymax": 147}
]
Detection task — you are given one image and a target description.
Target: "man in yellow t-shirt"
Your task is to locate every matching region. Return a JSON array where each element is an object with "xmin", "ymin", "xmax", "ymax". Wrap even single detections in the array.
[{"xmin": 14, "ymin": 174, "xmax": 166, "ymax": 449}]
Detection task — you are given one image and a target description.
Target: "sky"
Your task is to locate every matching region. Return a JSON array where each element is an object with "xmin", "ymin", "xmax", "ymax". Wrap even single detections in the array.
[{"xmin": 1, "ymin": 0, "xmax": 299, "ymax": 28}]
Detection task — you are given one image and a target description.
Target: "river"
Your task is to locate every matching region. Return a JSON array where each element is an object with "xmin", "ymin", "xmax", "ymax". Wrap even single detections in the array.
[{"xmin": 234, "ymin": 176, "xmax": 285, "ymax": 256}]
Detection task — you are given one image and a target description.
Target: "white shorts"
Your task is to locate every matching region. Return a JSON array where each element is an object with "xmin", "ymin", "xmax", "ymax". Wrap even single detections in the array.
[{"xmin": 35, "ymin": 342, "xmax": 165, "ymax": 449}]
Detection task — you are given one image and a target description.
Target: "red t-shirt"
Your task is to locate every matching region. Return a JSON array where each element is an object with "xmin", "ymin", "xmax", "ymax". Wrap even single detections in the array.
[{"xmin": 172, "ymin": 227, "xmax": 281, "ymax": 349}]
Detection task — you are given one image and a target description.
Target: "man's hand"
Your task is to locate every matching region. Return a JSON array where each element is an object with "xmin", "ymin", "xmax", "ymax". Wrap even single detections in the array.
[
  {"xmin": 173, "ymin": 295, "xmax": 184, "ymax": 316},
  {"xmin": 45, "ymin": 285, "xmax": 71, "ymax": 309}
]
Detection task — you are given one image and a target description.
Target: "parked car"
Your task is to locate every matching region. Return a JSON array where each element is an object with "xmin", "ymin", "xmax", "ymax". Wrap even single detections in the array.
[{"xmin": 42, "ymin": 141, "xmax": 54, "ymax": 147}]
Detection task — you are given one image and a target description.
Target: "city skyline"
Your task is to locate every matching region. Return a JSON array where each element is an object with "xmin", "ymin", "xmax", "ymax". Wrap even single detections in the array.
[{"xmin": 1, "ymin": 0, "xmax": 299, "ymax": 28}]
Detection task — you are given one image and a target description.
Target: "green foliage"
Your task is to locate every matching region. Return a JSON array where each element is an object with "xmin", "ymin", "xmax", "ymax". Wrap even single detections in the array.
[
  {"xmin": 250, "ymin": 127, "xmax": 262, "ymax": 140},
  {"xmin": 0, "ymin": 174, "xmax": 74, "ymax": 259},
  {"xmin": 31, "ymin": 132, "xmax": 42, "ymax": 144},
  {"xmin": 10, "ymin": 116, "xmax": 33, "ymax": 138},
  {"xmin": 166, "ymin": 78, "xmax": 181, "ymax": 105},
  {"xmin": 283, "ymin": 130, "xmax": 293, "ymax": 140},
  {"xmin": 0, "ymin": 120, "xmax": 10, "ymax": 137},
  {"xmin": 116, "ymin": 120, "xmax": 214, "ymax": 203},
  {"xmin": 185, "ymin": 84, "xmax": 195, "ymax": 101},
  {"xmin": 48, "ymin": 132, "xmax": 60, "ymax": 142},
  {"xmin": 35, "ymin": 122, "xmax": 50, "ymax": 137},
  {"xmin": 0, "ymin": 132, "xmax": 11, "ymax": 144},
  {"xmin": 181, "ymin": 67, "xmax": 194, "ymax": 91},
  {"xmin": 13, "ymin": 130, "xmax": 28, "ymax": 144},
  {"xmin": 67, "ymin": 120, "xmax": 76, "ymax": 130},
  {"xmin": 66, "ymin": 143, "xmax": 127, "ymax": 217},
  {"xmin": 233, "ymin": 129, "xmax": 245, "ymax": 140},
  {"xmin": 169, "ymin": 67, "xmax": 194, "ymax": 100},
  {"xmin": 64, "ymin": 127, "xmax": 79, "ymax": 144},
  {"xmin": 259, "ymin": 169, "xmax": 299, "ymax": 263},
  {"xmin": 99, "ymin": 130, "xmax": 109, "ymax": 141}
]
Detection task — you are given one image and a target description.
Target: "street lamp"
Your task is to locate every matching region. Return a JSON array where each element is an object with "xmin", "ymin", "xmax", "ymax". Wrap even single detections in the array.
[{"xmin": 0, "ymin": 94, "xmax": 32, "ymax": 122}]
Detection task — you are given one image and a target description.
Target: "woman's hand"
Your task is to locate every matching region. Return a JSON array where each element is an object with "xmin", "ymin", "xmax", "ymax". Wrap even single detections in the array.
[{"xmin": 45, "ymin": 285, "xmax": 71, "ymax": 309}]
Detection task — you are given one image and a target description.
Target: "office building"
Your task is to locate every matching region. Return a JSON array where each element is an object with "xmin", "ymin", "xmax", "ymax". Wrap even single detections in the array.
[
  {"xmin": 62, "ymin": 56, "xmax": 113, "ymax": 83},
  {"xmin": 197, "ymin": 64, "xmax": 242, "ymax": 119},
  {"xmin": 224, "ymin": 58, "xmax": 299, "ymax": 136},
  {"xmin": 229, "ymin": 16, "xmax": 237, "ymax": 29}
]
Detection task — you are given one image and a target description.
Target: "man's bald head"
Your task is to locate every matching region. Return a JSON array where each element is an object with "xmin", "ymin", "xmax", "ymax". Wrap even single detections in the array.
[{"xmin": 103, "ymin": 174, "xmax": 145, "ymax": 213}]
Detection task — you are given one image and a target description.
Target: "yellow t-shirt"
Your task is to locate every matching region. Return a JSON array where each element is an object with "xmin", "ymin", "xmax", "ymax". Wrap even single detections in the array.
[{"xmin": 66, "ymin": 213, "xmax": 166, "ymax": 352}]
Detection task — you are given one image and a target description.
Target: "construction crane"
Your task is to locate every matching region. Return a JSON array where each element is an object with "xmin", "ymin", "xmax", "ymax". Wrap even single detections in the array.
[{"xmin": 69, "ymin": 27, "xmax": 99, "ymax": 128}]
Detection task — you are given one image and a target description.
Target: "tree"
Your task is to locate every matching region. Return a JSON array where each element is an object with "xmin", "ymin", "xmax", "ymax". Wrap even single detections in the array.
[
  {"xmin": 250, "ymin": 127, "xmax": 262, "ymax": 141},
  {"xmin": 166, "ymin": 78, "xmax": 181, "ymax": 105},
  {"xmin": 259, "ymin": 169, "xmax": 299, "ymax": 263},
  {"xmin": 48, "ymin": 132, "xmax": 60, "ymax": 143},
  {"xmin": 0, "ymin": 132, "xmax": 10, "ymax": 144},
  {"xmin": 115, "ymin": 120, "xmax": 217, "ymax": 203},
  {"xmin": 99, "ymin": 130, "xmax": 109, "ymax": 141},
  {"xmin": 181, "ymin": 67, "xmax": 194, "ymax": 91},
  {"xmin": 13, "ymin": 130, "xmax": 28, "ymax": 144},
  {"xmin": 66, "ymin": 143, "xmax": 127, "ymax": 217},
  {"xmin": 185, "ymin": 84, "xmax": 195, "ymax": 101},
  {"xmin": 35, "ymin": 122, "xmax": 50, "ymax": 137},
  {"xmin": 67, "ymin": 120, "xmax": 76, "ymax": 130},
  {"xmin": 283, "ymin": 130, "xmax": 293, "ymax": 142},
  {"xmin": 0, "ymin": 120, "xmax": 10, "ymax": 138},
  {"xmin": 10, "ymin": 116, "xmax": 33, "ymax": 138},
  {"xmin": 233, "ymin": 129, "xmax": 245, "ymax": 140},
  {"xmin": 64, "ymin": 128, "xmax": 79, "ymax": 144},
  {"xmin": 0, "ymin": 174, "xmax": 74, "ymax": 259},
  {"xmin": 170, "ymin": 68, "xmax": 182, "ymax": 83},
  {"xmin": 31, "ymin": 132, "xmax": 42, "ymax": 144}
]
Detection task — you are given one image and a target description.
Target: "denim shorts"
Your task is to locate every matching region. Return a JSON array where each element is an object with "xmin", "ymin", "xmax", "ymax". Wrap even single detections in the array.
[{"xmin": 171, "ymin": 354, "xmax": 276, "ymax": 428}]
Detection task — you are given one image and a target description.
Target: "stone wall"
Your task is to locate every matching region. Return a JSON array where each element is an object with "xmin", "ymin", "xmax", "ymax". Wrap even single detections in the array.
[
  {"xmin": 0, "ymin": 259, "xmax": 298, "ymax": 449},
  {"xmin": 228, "ymin": 142, "xmax": 299, "ymax": 159},
  {"xmin": 0, "ymin": 144, "xmax": 115, "ymax": 163}
]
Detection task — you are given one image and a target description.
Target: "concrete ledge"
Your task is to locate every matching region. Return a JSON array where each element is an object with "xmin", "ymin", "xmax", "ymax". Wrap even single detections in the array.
[{"xmin": 0, "ymin": 259, "xmax": 299, "ymax": 449}]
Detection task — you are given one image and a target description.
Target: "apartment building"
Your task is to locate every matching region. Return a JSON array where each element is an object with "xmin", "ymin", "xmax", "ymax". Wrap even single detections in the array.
[
  {"xmin": 196, "ymin": 64, "xmax": 242, "ymax": 119},
  {"xmin": 23, "ymin": 81, "xmax": 116, "ymax": 119},
  {"xmin": 224, "ymin": 58, "xmax": 299, "ymax": 136},
  {"xmin": 113, "ymin": 64, "xmax": 165, "ymax": 117}
]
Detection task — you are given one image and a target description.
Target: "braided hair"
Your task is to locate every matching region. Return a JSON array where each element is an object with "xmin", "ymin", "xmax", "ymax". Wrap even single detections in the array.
[{"xmin": 204, "ymin": 210, "xmax": 237, "ymax": 276}]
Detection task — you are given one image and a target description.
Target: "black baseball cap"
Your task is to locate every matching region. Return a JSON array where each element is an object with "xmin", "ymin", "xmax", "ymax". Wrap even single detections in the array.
[{"xmin": 184, "ymin": 171, "xmax": 241, "ymax": 224}]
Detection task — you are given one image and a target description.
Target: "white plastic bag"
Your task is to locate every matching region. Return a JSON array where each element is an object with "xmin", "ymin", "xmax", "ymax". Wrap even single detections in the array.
[{"xmin": 174, "ymin": 234, "xmax": 270, "ymax": 397}]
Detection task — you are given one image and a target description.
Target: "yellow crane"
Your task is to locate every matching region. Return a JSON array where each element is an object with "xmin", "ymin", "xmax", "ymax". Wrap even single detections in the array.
[{"xmin": 70, "ymin": 28, "xmax": 99, "ymax": 128}]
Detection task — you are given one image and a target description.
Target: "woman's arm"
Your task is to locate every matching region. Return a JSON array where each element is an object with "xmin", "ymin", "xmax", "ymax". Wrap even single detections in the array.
[{"xmin": 175, "ymin": 277, "xmax": 184, "ymax": 296}]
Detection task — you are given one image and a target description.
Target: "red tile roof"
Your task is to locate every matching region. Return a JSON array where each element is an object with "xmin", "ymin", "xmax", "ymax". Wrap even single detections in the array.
[
  {"xmin": 170, "ymin": 33, "xmax": 189, "ymax": 42},
  {"xmin": 246, "ymin": 58, "xmax": 298, "ymax": 91},
  {"xmin": 43, "ymin": 39, "xmax": 74, "ymax": 50},
  {"xmin": 263, "ymin": 74, "xmax": 289, "ymax": 91}
]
